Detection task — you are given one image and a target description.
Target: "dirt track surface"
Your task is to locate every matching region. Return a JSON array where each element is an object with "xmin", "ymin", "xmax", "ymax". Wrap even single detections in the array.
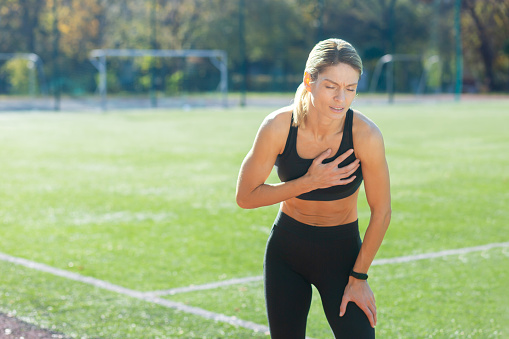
[{"xmin": 0, "ymin": 313, "xmax": 67, "ymax": 339}]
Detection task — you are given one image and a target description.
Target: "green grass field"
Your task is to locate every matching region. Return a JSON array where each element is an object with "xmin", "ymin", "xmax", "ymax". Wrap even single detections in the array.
[{"xmin": 0, "ymin": 100, "xmax": 508, "ymax": 338}]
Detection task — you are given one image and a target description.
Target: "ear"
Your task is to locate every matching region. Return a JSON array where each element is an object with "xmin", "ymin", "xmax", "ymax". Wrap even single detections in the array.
[{"xmin": 303, "ymin": 72, "xmax": 312, "ymax": 92}]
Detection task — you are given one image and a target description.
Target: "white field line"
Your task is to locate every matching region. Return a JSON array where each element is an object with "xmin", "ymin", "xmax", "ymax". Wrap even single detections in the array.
[
  {"xmin": 148, "ymin": 241, "xmax": 509, "ymax": 297},
  {"xmin": 0, "ymin": 252, "xmax": 269, "ymax": 335},
  {"xmin": 149, "ymin": 275, "xmax": 264, "ymax": 296},
  {"xmin": 1, "ymin": 241, "xmax": 508, "ymax": 337},
  {"xmin": 371, "ymin": 241, "xmax": 509, "ymax": 266}
]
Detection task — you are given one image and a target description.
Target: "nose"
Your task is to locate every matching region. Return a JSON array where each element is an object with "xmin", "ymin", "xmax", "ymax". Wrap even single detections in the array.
[{"xmin": 334, "ymin": 89, "xmax": 345, "ymax": 103}]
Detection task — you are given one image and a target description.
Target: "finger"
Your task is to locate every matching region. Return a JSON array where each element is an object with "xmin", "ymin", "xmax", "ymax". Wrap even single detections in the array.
[
  {"xmin": 337, "ymin": 175, "xmax": 356, "ymax": 185},
  {"xmin": 312, "ymin": 148, "xmax": 332, "ymax": 165},
  {"xmin": 370, "ymin": 300, "xmax": 377, "ymax": 313},
  {"xmin": 371, "ymin": 302, "xmax": 377, "ymax": 327},
  {"xmin": 339, "ymin": 296, "xmax": 349, "ymax": 317},
  {"xmin": 360, "ymin": 304, "xmax": 376, "ymax": 328},
  {"xmin": 373, "ymin": 308, "xmax": 377, "ymax": 327},
  {"xmin": 369, "ymin": 310, "xmax": 375, "ymax": 328},
  {"xmin": 353, "ymin": 300, "xmax": 375, "ymax": 328},
  {"xmin": 331, "ymin": 149, "xmax": 354, "ymax": 166},
  {"xmin": 337, "ymin": 159, "xmax": 360, "ymax": 176},
  {"xmin": 331, "ymin": 160, "xmax": 360, "ymax": 185}
]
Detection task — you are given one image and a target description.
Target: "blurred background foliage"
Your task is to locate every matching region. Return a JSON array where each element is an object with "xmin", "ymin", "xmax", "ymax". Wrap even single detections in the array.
[{"xmin": 0, "ymin": 0, "xmax": 508, "ymax": 97}]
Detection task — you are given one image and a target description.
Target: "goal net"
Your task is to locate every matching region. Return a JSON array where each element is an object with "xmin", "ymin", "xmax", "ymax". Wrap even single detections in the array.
[
  {"xmin": 89, "ymin": 49, "xmax": 228, "ymax": 110},
  {"xmin": 368, "ymin": 54, "xmax": 441, "ymax": 103},
  {"xmin": 0, "ymin": 53, "xmax": 49, "ymax": 110}
]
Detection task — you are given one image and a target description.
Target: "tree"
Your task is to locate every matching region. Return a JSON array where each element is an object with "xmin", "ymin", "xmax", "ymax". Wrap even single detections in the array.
[
  {"xmin": 462, "ymin": 0, "xmax": 509, "ymax": 91},
  {"xmin": 1, "ymin": 0, "xmax": 508, "ymax": 95},
  {"xmin": 57, "ymin": 0, "xmax": 105, "ymax": 60},
  {"xmin": 0, "ymin": 0, "xmax": 44, "ymax": 53}
]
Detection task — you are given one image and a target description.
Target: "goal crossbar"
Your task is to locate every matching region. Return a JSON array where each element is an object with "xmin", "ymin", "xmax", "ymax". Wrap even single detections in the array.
[{"xmin": 89, "ymin": 49, "xmax": 228, "ymax": 110}]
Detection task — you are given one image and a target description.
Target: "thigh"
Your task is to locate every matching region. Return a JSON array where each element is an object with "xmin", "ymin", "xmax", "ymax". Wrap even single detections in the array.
[
  {"xmin": 264, "ymin": 229, "xmax": 313, "ymax": 339},
  {"xmin": 321, "ymin": 290, "xmax": 375, "ymax": 339},
  {"xmin": 315, "ymin": 235, "xmax": 374, "ymax": 338}
]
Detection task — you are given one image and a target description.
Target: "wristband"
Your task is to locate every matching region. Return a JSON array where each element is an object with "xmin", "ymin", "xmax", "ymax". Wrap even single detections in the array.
[{"xmin": 350, "ymin": 270, "xmax": 368, "ymax": 280}]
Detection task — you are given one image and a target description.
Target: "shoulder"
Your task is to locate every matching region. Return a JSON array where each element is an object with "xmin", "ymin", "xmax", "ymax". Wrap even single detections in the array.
[
  {"xmin": 351, "ymin": 109, "xmax": 385, "ymax": 157},
  {"xmin": 253, "ymin": 105, "xmax": 293, "ymax": 154},
  {"xmin": 256, "ymin": 105, "xmax": 293, "ymax": 142},
  {"xmin": 260, "ymin": 105, "xmax": 293, "ymax": 132},
  {"xmin": 352, "ymin": 109, "xmax": 383, "ymax": 141}
]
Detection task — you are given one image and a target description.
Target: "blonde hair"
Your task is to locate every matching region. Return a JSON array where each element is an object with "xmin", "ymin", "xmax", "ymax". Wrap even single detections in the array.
[{"xmin": 293, "ymin": 38, "xmax": 363, "ymax": 127}]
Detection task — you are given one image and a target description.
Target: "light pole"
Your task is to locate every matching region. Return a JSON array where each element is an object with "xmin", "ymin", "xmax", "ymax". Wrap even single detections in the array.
[
  {"xmin": 317, "ymin": 0, "xmax": 324, "ymax": 42},
  {"xmin": 239, "ymin": 0, "xmax": 247, "ymax": 107},
  {"xmin": 454, "ymin": 0, "xmax": 463, "ymax": 101},
  {"xmin": 150, "ymin": 0, "xmax": 158, "ymax": 108},
  {"xmin": 52, "ymin": 0, "xmax": 61, "ymax": 111}
]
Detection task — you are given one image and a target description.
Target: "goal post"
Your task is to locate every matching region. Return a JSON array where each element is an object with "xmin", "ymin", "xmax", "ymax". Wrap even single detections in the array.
[
  {"xmin": 89, "ymin": 49, "xmax": 228, "ymax": 111},
  {"xmin": 368, "ymin": 54, "xmax": 440, "ymax": 103}
]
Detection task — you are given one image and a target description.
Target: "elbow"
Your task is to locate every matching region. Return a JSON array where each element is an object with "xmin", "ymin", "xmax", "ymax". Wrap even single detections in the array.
[
  {"xmin": 236, "ymin": 196, "xmax": 249, "ymax": 209},
  {"xmin": 385, "ymin": 207, "xmax": 392, "ymax": 226},
  {"xmin": 382, "ymin": 206, "xmax": 392, "ymax": 229},
  {"xmin": 236, "ymin": 180, "xmax": 259, "ymax": 209},
  {"xmin": 372, "ymin": 204, "xmax": 392, "ymax": 229},
  {"xmin": 236, "ymin": 192, "xmax": 255, "ymax": 209}
]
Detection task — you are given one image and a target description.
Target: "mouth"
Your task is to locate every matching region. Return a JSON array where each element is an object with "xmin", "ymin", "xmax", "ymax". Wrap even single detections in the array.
[{"xmin": 330, "ymin": 106, "xmax": 344, "ymax": 113}]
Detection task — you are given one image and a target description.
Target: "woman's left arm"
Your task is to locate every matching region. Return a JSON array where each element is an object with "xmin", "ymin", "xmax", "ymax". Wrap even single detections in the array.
[{"xmin": 339, "ymin": 115, "xmax": 391, "ymax": 328}]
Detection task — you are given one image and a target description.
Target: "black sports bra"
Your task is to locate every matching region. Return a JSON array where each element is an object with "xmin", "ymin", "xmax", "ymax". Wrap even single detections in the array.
[{"xmin": 274, "ymin": 108, "xmax": 363, "ymax": 201}]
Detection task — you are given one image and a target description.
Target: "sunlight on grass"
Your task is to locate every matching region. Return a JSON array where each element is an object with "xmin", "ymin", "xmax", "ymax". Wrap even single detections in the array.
[{"xmin": 0, "ymin": 100, "xmax": 508, "ymax": 337}]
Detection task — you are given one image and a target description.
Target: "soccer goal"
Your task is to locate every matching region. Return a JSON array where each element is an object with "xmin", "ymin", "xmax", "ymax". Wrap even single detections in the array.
[
  {"xmin": 89, "ymin": 49, "xmax": 228, "ymax": 111},
  {"xmin": 368, "ymin": 54, "xmax": 440, "ymax": 103},
  {"xmin": 0, "ymin": 53, "xmax": 48, "ymax": 97}
]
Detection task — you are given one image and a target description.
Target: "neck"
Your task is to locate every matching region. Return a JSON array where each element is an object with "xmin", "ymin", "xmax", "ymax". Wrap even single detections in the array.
[{"xmin": 305, "ymin": 107, "xmax": 346, "ymax": 139}]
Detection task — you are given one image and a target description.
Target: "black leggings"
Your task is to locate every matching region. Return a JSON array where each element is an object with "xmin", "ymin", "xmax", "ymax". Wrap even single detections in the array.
[{"xmin": 264, "ymin": 211, "xmax": 375, "ymax": 339}]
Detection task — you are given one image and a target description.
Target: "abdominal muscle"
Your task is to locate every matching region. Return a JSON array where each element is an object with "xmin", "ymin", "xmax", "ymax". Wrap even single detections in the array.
[{"xmin": 280, "ymin": 188, "xmax": 360, "ymax": 227}]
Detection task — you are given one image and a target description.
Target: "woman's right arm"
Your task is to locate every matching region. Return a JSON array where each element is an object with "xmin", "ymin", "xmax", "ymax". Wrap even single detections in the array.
[
  {"xmin": 235, "ymin": 111, "xmax": 359, "ymax": 209},
  {"xmin": 236, "ymin": 111, "xmax": 308, "ymax": 209}
]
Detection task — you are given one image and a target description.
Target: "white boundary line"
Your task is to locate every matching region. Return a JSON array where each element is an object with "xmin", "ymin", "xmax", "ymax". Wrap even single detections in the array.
[
  {"xmin": 371, "ymin": 241, "xmax": 509, "ymax": 266},
  {"xmin": 147, "ymin": 241, "xmax": 509, "ymax": 297},
  {"xmin": 149, "ymin": 275, "xmax": 264, "ymax": 296},
  {"xmin": 0, "ymin": 252, "xmax": 269, "ymax": 335},
  {"xmin": 1, "ymin": 241, "xmax": 508, "ymax": 337}
]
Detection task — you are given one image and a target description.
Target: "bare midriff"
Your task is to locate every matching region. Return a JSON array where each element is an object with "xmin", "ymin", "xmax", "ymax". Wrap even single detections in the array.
[{"xmin": 280, "ymin": 187, "xmax": 360, "ymax": 227}]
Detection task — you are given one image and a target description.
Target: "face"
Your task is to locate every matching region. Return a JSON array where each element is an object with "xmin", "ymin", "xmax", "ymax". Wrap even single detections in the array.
[{"xmin": 305, "ymin": 63, "xmax": 359, "ymax": 121}]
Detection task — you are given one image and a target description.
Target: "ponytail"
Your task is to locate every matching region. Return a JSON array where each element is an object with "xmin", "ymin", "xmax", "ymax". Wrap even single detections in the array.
[{"xmin": 292, "ymin": 82, "xmax": 309, "ymax": 127}]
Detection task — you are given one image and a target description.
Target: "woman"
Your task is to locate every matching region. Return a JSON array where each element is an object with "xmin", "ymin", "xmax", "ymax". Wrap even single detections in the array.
[{"xmin": 236, "ymin": 38, "xmax": 391, "ymax": 338}]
